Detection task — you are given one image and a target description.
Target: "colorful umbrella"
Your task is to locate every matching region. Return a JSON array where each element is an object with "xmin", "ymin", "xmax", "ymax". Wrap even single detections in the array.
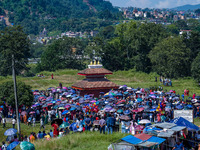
[
  {"xmin": 139, "ymin": 119, "xmax": 151, "ymax": 124},
  {"xmin": 20, "ymin": 141, "xmax": 35, "ymax": 150},
  {"xmin": 119, "ymin": 115, "xmax": 130, "ymax": 121}
]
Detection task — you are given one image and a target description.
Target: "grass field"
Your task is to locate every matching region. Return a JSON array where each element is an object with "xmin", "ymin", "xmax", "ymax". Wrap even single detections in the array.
[{"xmin": 0, "ymin": 68, "xmax": 198, "ymax": 96}]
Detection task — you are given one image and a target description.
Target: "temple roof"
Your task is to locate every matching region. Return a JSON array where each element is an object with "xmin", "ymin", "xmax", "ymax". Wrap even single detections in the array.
[
  {"xmin": 72, "ymin": 78, "xmax": 119, "ymax": 90},
  {"xmin": 78, "ymin": 68, "xmax": 112, "ymax": 76}
]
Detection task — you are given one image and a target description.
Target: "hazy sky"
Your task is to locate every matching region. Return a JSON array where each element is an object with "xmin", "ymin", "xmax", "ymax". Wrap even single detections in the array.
[{"xmin": 108, "ymin": 0, "xmax": 200, "ymax": 8}]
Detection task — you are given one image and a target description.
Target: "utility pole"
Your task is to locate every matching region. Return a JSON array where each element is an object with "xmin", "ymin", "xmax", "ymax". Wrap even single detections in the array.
[{"xmin": 12, "ymin": 54, "xmax": 21, "ymax": 135}]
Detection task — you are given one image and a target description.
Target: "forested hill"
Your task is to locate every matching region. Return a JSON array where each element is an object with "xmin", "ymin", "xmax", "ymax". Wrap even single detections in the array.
[{"xmin": 0, "ymin": 0, "xmax": 122, "ymax": 34}]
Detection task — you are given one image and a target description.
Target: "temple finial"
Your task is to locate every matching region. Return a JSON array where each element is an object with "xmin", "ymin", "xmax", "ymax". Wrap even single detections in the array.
[{"xmin": 94, "ymin": 60, "xmax": 96, "ymax": 65}]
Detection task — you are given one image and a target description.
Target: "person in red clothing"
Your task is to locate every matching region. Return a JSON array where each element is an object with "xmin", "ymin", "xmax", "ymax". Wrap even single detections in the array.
[
  {"xmin": 51, "ymin": 73, "xmax": 54, "ymax": 79},
  {"xmin": 193, "ymin": 93, "xmax": 196, "ymax": 99},
  {"xmin": 51, "ymin": 121, "xmax": 59, "ymax": 137}
]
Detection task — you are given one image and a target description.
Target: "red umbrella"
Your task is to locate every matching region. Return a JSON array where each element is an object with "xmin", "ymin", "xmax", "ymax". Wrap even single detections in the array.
[
  {"xmin": 116, "ymin": 100, "xmax": 126, "ymax": 104},
  {"xmin": 47, "ymin": 103, "xmax": 53, "ymax": 106}
]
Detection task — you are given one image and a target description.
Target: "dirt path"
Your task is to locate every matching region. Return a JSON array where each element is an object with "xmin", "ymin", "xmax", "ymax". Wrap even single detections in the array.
[{"xmin": 83, "ymin": 0, "xmax": 97, "ymax": 12}]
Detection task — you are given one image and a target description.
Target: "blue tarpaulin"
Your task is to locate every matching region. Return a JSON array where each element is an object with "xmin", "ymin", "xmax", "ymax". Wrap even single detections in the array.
[
  {"xmin": 170, "ymin": 117, "xmax": 199, "ymax": 131},
  {"xmin": 147, "ymin": 136, "xmax": 166, "ymax": 144},
  {"xmin": 121, "ymin": 135, "xmax": 142, "ymax": 145}
]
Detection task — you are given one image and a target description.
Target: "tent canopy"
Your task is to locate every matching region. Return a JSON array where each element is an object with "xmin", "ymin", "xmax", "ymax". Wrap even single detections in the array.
[
  {"xmin": 121, "ymin": 135, "xmax": 142, "ymax": 145},
  {"xmin": 170, "ymin": 117, "xmax": 199, "ymax": 131}
]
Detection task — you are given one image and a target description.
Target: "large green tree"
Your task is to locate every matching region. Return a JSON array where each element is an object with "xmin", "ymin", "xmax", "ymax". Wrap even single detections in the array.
[
  {"xmin": 0, "ymin": 26, "xmax": 30, "ymax": 76},
  {"xmin": 191, "ymin": 52, "xmax": 200, "ymax": 82},
  {"xmin": 149, "ymin": 37, "xmax": 191, "ymax": 78},
  {"xmin": 37, "ymin": 37, "xmax": 85, "ymax": 71},
  {"xmin": 0, "ymin": 81, "xmax": 33, "ymax": 107}
]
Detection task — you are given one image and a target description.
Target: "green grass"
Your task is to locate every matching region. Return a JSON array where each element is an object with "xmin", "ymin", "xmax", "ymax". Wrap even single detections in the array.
[{"xmin": 0, "ymin": 68, "xmax": 198, "ymax": 96}]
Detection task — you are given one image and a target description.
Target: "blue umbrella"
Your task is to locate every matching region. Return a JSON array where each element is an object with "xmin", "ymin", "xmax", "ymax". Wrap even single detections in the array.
[
  {"xmin": 186, "ymin": 104, "xmax": 193, "ymax": 109},
  {"xmin": 117, "ymin": 93, "xmax": 123, "ymax": 97},
  {"xmin": 7, "ymin": 141, "xmax": 19, "ymax": 150},
  {"xmin": 4, "ymin": 128, "xmax": 17, "ymax": 136},
  {"xmin": 137, "ymin": 98, "xmax": 143, "ymax": 102},
  {"xmin": 123, "ymin": 110, "xmax": 131, "ymax": 115},
  {"xmin": 70, "ymin": 107, "xmax": 76, "ymax": 111},
  {"xmin": 176, "ymin": 105, "xmax": 183, "ymax": 110},
  {"xmin": 150, "ymin": 108, "xmax": 156, "ymax": 112},
  {"xmin": 62, "ymin": 110, "xmax": 68, "ymax": 115}
]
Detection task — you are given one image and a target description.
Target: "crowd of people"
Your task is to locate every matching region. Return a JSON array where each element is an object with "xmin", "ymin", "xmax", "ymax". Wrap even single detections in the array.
[{"xmin": 0, "ymin": 84, "xmax": 200, "ymax": 149}]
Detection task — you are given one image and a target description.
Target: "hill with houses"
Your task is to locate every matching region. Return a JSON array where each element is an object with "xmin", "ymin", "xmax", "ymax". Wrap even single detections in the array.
[{"xmin": 0, "ymin": 0, "xmax": 121, "ymax": 35}]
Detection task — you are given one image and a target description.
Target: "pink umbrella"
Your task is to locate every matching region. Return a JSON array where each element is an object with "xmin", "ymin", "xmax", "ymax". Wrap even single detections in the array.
[
  {"xmin": 138, "ymin": 107, "xmax": 144, "ymax": 112},
  {"xmin": 132, "ymin": 109, "xmax": 139, "ymax": 113},
  {"xmin": 29, "ymin": 111, "xmax": 35, "ymax": 114},
  {"xmin": 65, "ymin": 105, "xmax": 71, "ymax": 108},
  {"xmin": 169, "ymin": 90, "xmax": 173, "ymax": 93},
  {"xmin": 150, "ymin": 92, "xmax": 154, "ymax": 94},
  {"xmin": 63, "ymin": 87, "xmax": 68, "ymax": 90},
  {"xmin": 91, "ymin": 100, "xmax": 96, "ymax": 103},
  {"xmin": 21, "ymin": 111, "xmax": 27, "ymax": 116}
]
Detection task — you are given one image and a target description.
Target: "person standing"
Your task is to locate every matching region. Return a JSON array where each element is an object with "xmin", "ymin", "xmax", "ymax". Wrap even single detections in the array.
[
  {"xmin": 51, "ymin": 73, "xmax": 54, "ymax": 79},
  {"xmin": 193, "ymin": 93, "xmax": 196, "ymax": 99},
  {"xmin": 2, "ymin": 117, "xmax": 6, "ymax": 128},
  {"xmin": 32, "ymin": 117, "xmax": 36, "ymax": 127},
  {"xmin": 85, "ymin": 115, "xmax": 91, "ymax": 131},
  {"xmin": 12, "ymin": 118, "xmax": 16, "ymax": 128},
  {"xmin": 40, "ymin": 117, "xmax": 45, "ymax": 130},
  {"xmin": 106, "ymin": 114, "xmax": 115, "ymax": 134},
  {"xmin": 99, "ymin": 117, "xmax": 106, "ymax": 134}
]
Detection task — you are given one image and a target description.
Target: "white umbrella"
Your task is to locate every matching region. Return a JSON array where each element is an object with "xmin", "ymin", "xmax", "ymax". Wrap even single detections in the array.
[{"xmin": 139, "ymin": 119, "xmax": 151, "ymax": 124}]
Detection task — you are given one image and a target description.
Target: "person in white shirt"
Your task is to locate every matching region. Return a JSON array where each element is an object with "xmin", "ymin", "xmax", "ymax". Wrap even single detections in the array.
[
  {"xmin": 1, "ymin": 141, "xmax": 7, "ymax": 150},
  {"xmin": 12, "ymin": 118, "xmax": 16, "ymax": 128},
  {"xmin": 32, "ymin": 117, "xmax": 36, "ymax": 127},
  {"xmin": 2, "ymin": 117, "xmax": 6, "ymax": 128}
]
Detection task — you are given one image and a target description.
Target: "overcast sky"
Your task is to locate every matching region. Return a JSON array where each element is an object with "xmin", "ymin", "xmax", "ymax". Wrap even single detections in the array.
[{"xmin": 108, "ymin": 0, "xmax": 200, "ymax": 8}]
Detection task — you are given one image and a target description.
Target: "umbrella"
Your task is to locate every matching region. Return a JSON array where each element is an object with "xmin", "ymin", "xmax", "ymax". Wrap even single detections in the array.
[
  {"xmin": 70, "ymin": 107, "xmax": 76, "ymax": 111},
  {"xmin": 47, "ymin": 103, "xmax": 53, "ymax": 106},
  {"xmin": 132, "ymin": 109, "xmax": 139, "ymax": 113},
  {"xmin": 4, "ymin": 128, "xmax": 17, "ymax": 136},
  {"xmin": 65, "ymin": 104, "xmax": 71, "ymax": 108},
  {"xmin": 150, "ymin": 108, "xmax": 156, "ymax": 112},
  {"xmin": 110, "ymin": 108, "xmax": 116, "ymax": 112},
  {"xmin": 186, "ymin": 104, "xmax": 193, "ymax": 109},
  {"xmin": 136, "ymin": 98, "xmax": 143, "ymax": 102},
  {"xmin": 194, "ymin": 103, "xmax": 200, "ymax": 106},
  {"xmin": 138, "ymin": 107, "xmax": 144, "ymax": 112},
  {"xmin": 117, "ymin": 109, "xmax": 123, "ymax": 114},
  {"xmin": 123, "ymin": 110, "xmax": 131, "ymax": 115},
  {"xmin": 119, "ymin": 115, "xmax": 130, "ymax": 121},
  {"xmin": 21, "ymin": 111, "xmax": 27, "ymax": 116},
  {"xmin": 60, "ymin": 122, "xmax": 69, "ymax": 128},
  {"xmin": 139, "ymin": 119, "xmax": 151, "ymax": 124},
  {"xmin": 176, "ymin": 105, "xmax": 183, "ymax": 110},
  {"xmin": 7, "ymin": 141, "xmax": 19, "ymax": 150},
  {"xmin": 42, "ymin": 104, "xmax": 47, "ymax": 108},
  {"xmin": 58, "ymin": 107, "xmax": 65, "ymax": 110},
  {"xmin": 51, "ymin": 119, "xmax": 63, "ymax": 126},
  {"xmin": 29, "ymin": 111, "xmax": 35, "ymax": 114},
  {"xmin": 62, "ymin": 110, "xmax": 68, "ymax": 115},
  {"xmin": 20, "ymin": 141, "xmax": 35, "ymax": 150}
]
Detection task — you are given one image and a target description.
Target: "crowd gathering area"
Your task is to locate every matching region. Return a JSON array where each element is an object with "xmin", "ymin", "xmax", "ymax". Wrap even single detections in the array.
[{"xmin": 0, "ymin": 84, "xmax": 200, "ymax": 150}]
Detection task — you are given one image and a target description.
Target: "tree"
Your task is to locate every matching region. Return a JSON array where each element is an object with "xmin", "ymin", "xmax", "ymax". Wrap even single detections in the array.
[
  {"xmin": 191, "ymin": 52, "xmax": 200, "ymax": 82},
  {"xmin": 37, "ymin": 37, "xmax": 85, "ymax": 71},
  {"xmin": 0, "ymin": 26, "xmax": 30, "ymax": 76},
  {"xmin": 149, "ymin": 37, "xmax": 191, "ymax": 78},
  {"xmin": 0, "ymin": 81, "xmax": 33, "ymax": 107}
]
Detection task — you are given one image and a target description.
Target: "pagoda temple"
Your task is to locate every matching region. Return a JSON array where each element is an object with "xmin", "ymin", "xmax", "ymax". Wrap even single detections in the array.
[{"xmin": 72, "ymin": 61, "xmax": 119, "ymax": 97}]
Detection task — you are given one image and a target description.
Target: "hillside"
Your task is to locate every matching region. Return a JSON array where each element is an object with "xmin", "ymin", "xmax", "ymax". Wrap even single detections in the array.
[
  {"xmin": 0, "ymin": 0, "xmax": 121, "ymax": 34},
  {"xmin": 172, "ymin": 4, "xmax": 200, "ymax": 11}
]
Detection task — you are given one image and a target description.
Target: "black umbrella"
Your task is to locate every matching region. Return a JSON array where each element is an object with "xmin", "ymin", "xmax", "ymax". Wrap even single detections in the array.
[{"xmin": 51, "ymin": 119, "xmax": 63, "ymax": 126}]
